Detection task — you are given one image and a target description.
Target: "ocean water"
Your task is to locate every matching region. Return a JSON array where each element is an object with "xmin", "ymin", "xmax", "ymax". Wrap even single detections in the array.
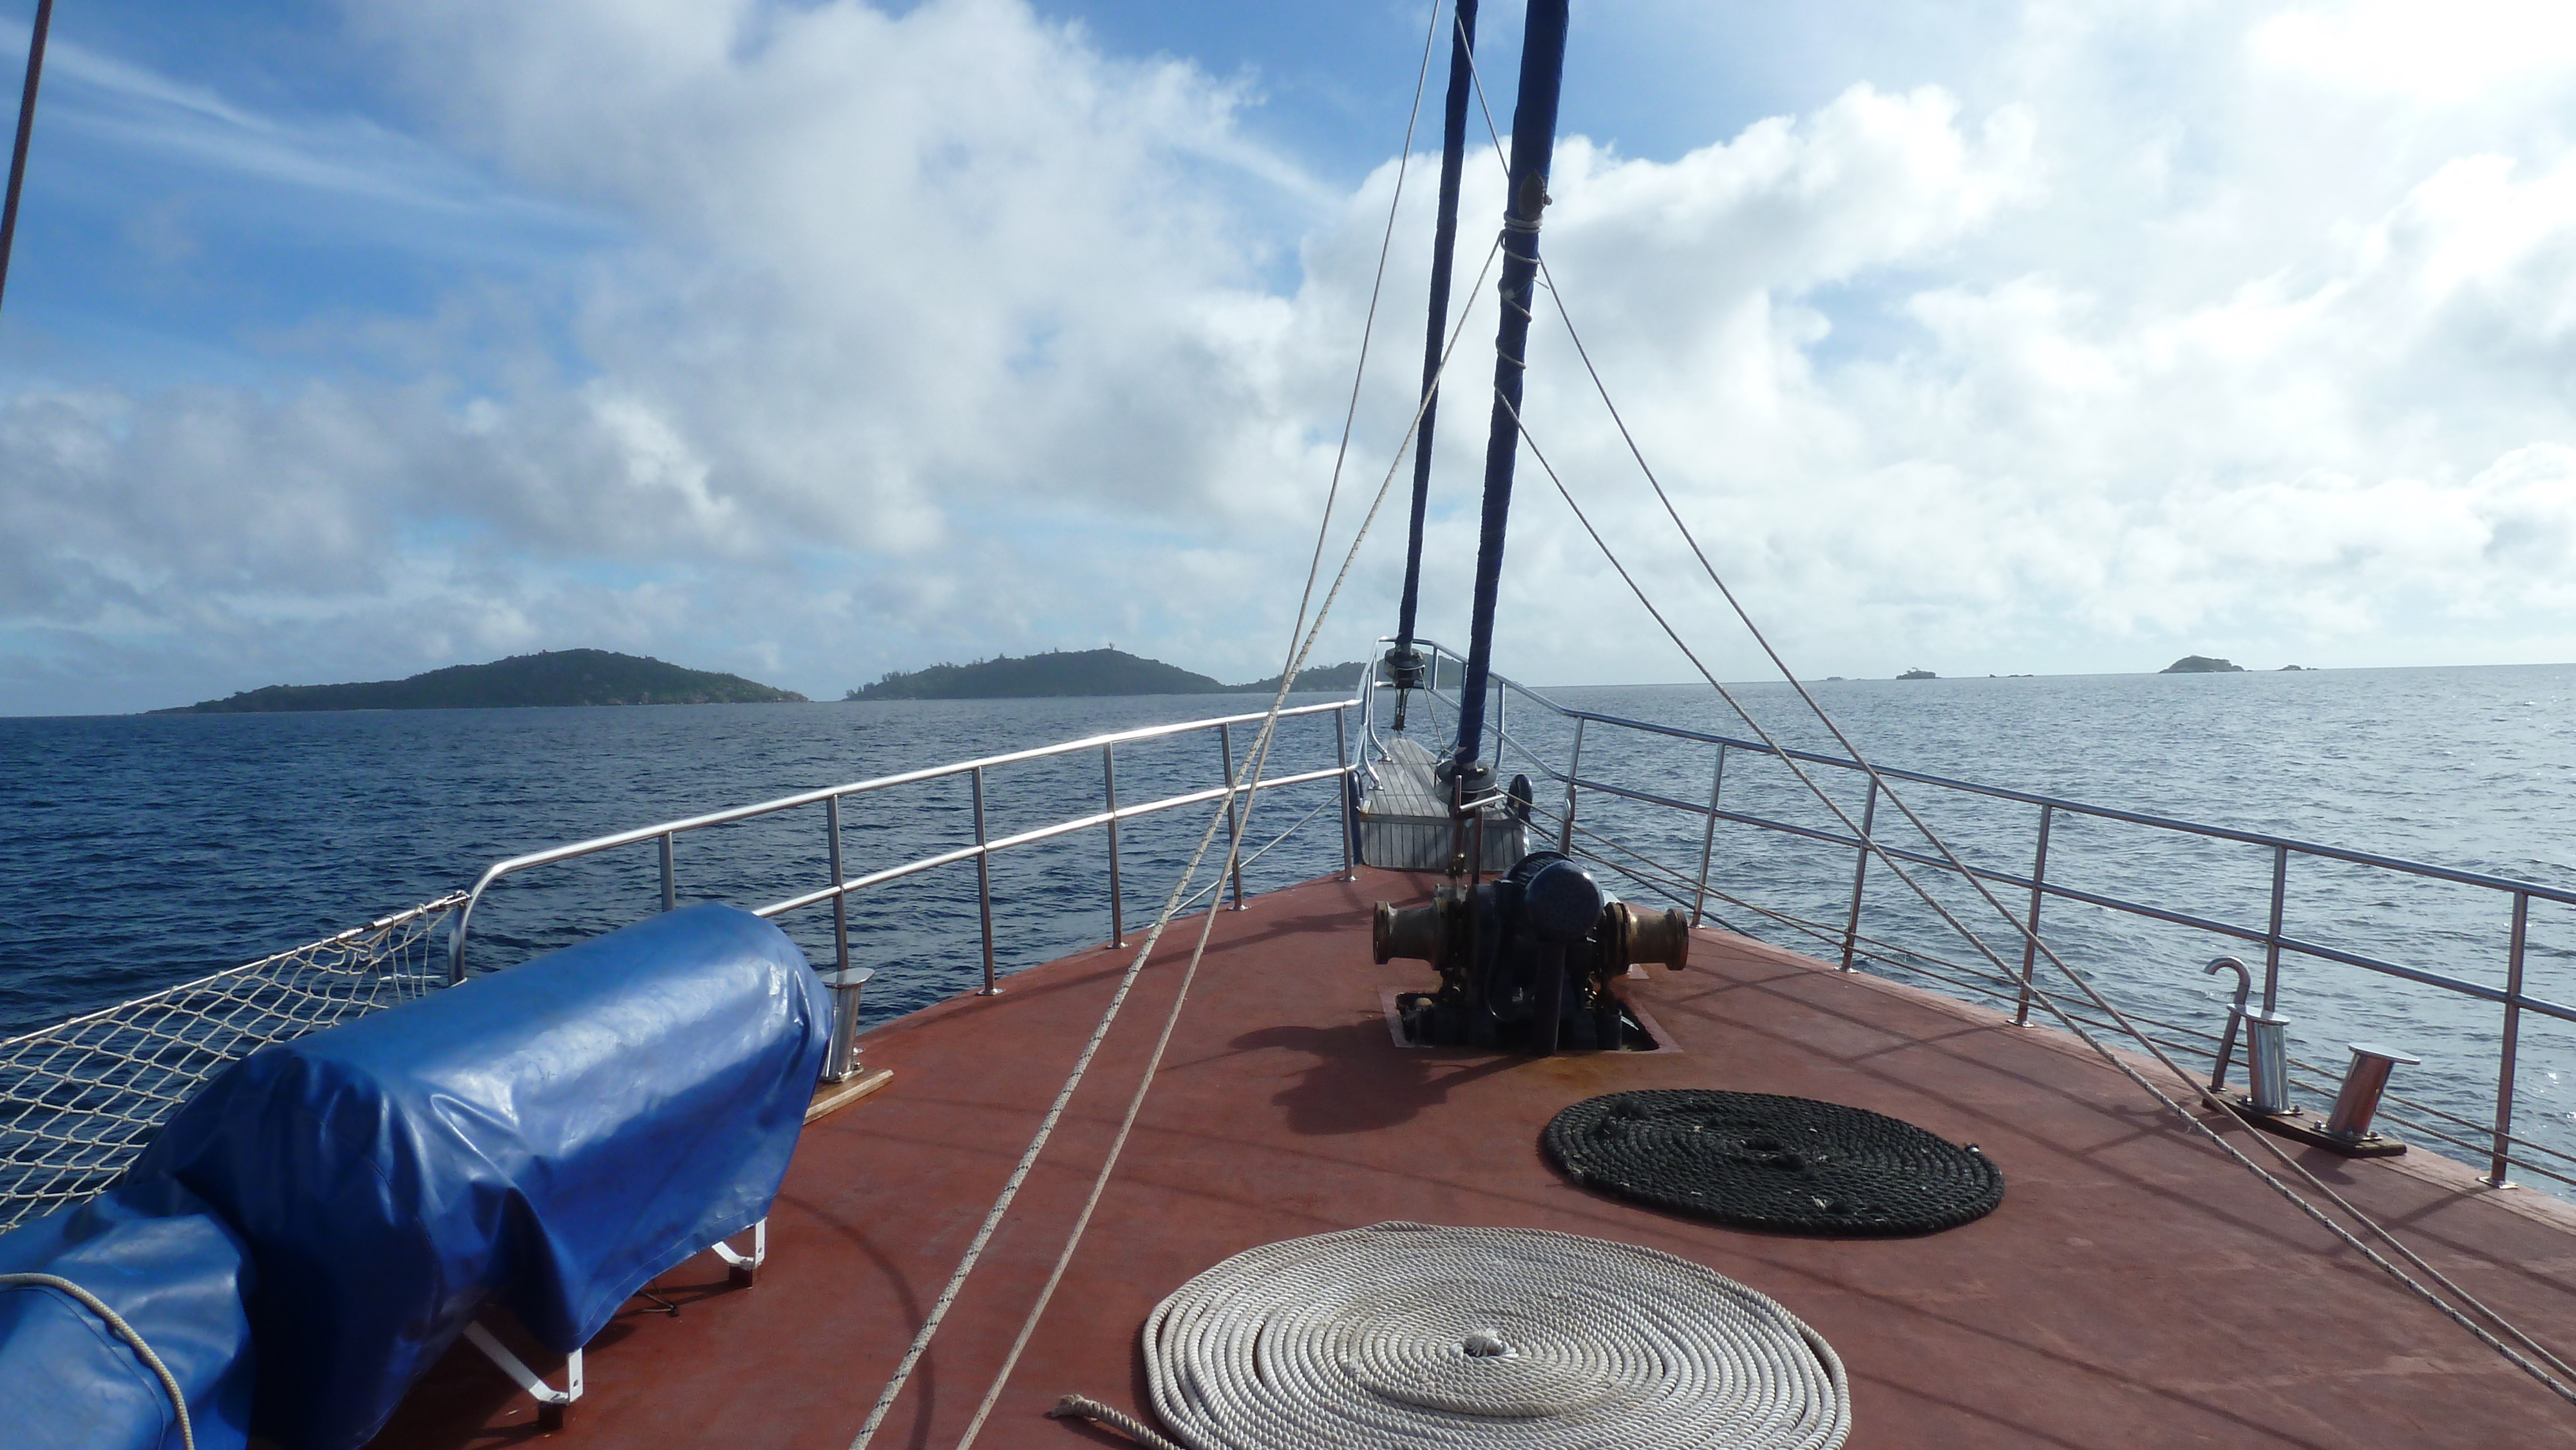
[{"xmin": 4, "ymin": 664, "xmax": 2572, "ymax": 1187}]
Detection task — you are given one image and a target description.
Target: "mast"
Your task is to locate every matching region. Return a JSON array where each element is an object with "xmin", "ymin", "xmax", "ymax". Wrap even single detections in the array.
[
  {"xmin": 1448, "ymin": 0, "xmax": 1569, "ymax": 782},
  {"xmin": 0, "ymin": 0, "xmax": 56, "ymax": 312},
  {"xmin": 1387, "ymin": 0, "xmax": 1479, "ymax": 729}
]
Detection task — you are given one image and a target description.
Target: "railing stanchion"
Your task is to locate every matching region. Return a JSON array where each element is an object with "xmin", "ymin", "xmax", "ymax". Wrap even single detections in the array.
[
  {"xmin": 1220, "ymin": 723, "xmax": 1245, "ymax": 910},
  {"xmin": 431, "ymin": 645, "xmax": 2576, "ymax": 1201},
  {"xmin": 1559, "ymin": 717, "xmax": 1586, "ymax": 854},
  {"xmin": 2491, "ymin": 891, "xmax": 2530, "ymax": 1185},
  {"xmin": 1103, "ymin": 745, "xmax": 1124, "ymax": 947},
  {"xmin": 828, "ymin": 795, "xmax": 849, "ymax": 975},
  {"xmin": 2263, "ymin": 844, "xmax": 2289, "ymax": 1015},
  {"xmin": 2015, "ymin": 804, "xmax": 2054, "ymax": 1026},
  {"xmin": 972, "ymin": 767, "xmax": 999, "ymax": 994},
  {"xmin": 1334, "ymin": 710, "xmax": 1356, "ymax": 881},
  {"xmin": 1692, "ymin": 744, "xmax": 1727, "ymax": 928},
  {"xmin": 1839, "ymin": 779, "xmax": 1878, "ymax": 972}
]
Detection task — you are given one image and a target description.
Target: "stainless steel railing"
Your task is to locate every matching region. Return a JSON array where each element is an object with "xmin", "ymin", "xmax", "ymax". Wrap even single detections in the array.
[
  {"xmin": 448, "ymin": 699, "xmax": 1360, "ymax": 991},
  {"xmin": 0, "ymin": 699, "xmax": 1362, "ymax": 1234},
  {"xmin": 1375, "ymin": 637, "xmax": 2575, "ymax": 1191}
]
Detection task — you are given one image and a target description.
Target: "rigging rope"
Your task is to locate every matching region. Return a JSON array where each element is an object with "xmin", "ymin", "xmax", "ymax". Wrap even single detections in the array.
[
  {"xmin": 1443, "ymin": 22, "xmax": 2576, "ymax": 1401},
  {"xmin": 1174, "ymin": 799, "xmax": 1332, "ymax": 915},
  {"xmin": 950, "ymin": 219, "xmax": 1514, "ymax": 1450},
  {"xmin": 1520, "ymin": 248, "xmax": 2576, "ymax": 1390},
  {"xmin": 858, "ymin": 11, "xmax": 1499, "ymax": 1444},
  {"xmin": 0, "ymin": 1272, "xmax": 196, "ymax": 1450},
  {"xmin": 840, "ymin": 692, "xmax": 1257, "ymax": 1449},
  {"xmin": 1492, "ymin": 382, "xmax": 2576, "ymax": 1406},
  {"xmin": 1287, "ymin": 0, "xmax": 1447, "ymax": 670}
]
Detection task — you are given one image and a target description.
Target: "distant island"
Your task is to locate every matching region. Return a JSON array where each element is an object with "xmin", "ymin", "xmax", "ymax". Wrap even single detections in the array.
[
  {"xmin": 1232, "ymin": 659, "xmax": 1370, "ymax": 695},
  {"xmin": 2161, "ymin": 655, "xmax": 2246, "ymax": 673},
  {"xmin": 847, "ymin": 648, "xmax": 1368, "ymax": 701},
  {"xmin": 154, "ymin": 648, "xmax": 808, "ymax": 713}
]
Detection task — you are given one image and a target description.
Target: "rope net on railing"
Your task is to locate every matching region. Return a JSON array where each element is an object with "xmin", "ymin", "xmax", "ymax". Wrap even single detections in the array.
[{"xmin": 0, "ymin": 893, "xmax": 464, "ymax": 1234}]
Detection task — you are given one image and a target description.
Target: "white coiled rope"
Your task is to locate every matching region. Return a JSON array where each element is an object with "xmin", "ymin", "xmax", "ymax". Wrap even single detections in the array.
[{"xmin": 1111, "ymin": 1223, "xmax": 1848, "ymax": 1450}]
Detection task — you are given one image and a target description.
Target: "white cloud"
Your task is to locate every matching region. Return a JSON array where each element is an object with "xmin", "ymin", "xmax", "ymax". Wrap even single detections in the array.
[
  {"xmin": 10, "ymin": 0, "xmax": 2576, "ymax": 713},
  {"xmin": 2251, "ymin": 1, "xmax": 2576, "ymax": 103},
  {"xmin": 5, "ymin": 35, "xmax": 607, "ymax": 265}
]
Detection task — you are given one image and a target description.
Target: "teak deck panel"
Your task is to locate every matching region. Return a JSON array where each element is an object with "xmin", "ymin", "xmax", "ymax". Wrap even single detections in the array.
[
  {"xmin": 374, "ymin": 868, "xmax": 2576, "ymax": 1449},
  {"xmin": 1361, "ymin": 734, "xmax": 1447, "ymax": 818}
]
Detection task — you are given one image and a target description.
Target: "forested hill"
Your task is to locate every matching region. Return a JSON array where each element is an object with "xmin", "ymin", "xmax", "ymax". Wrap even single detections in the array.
[
  {"xmin": 155, "ymin": 649, "xmax": 808, "ymax": 713},
  {"xmin": 849, "ymin": 649, "xmax": 1221, "ymax": 700},
  {"xmin": 848, "ymin": 649, "xmax": 1370, "ymax": 701},
  {"xmin": 1227, "ymin": 659, "xmax": 1371, "ymax": 694}
]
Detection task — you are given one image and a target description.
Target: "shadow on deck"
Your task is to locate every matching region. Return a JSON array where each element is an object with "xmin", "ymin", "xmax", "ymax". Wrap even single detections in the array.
[{"xmin": 372, "ymin": 868, "xmax": 2576, "ymax": 1449}]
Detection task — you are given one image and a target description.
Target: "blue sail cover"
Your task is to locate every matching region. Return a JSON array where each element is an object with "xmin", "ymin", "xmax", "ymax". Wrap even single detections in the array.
[
  {"xmin": 126, "ymin": 902, "xmax": 831, "ymax": 1450},
  {"xmin": 0, "ymin": 1176, "xmax": 256, "ymax": 1450}
]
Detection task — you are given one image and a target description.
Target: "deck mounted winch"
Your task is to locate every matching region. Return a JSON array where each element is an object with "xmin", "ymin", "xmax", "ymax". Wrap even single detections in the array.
[{"xmin": 1376, "ymin": 851, "xmax": 1689, "ymax": 1051}]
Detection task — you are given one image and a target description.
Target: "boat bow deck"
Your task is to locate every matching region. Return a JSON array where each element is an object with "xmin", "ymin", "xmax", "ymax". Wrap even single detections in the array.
[{"xmin": 377, "ymin": 868, "xmax": 2576, "ymax": 1449}]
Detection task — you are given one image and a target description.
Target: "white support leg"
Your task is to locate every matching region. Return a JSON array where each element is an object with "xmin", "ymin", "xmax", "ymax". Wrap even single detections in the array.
[
  {"xmin": 459, "ymin": 1219, "xmax": 765, "ymax": 1429},
  {"xmin": 462, "ymin": 1321, "xmax": 583, "ymax": 1428},
  {"xmin": 710, "ymin": 1217, "xmax": 766, "ymax": 1285}
]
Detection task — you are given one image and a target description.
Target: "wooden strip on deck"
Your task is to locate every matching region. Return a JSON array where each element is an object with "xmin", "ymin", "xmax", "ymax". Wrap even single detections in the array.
[{"xmin": 1361, "ymin": 732, "xmax": 1447, "ymax": 819}]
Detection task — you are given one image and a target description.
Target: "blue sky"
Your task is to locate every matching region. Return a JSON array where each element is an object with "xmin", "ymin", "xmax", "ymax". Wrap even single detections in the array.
[
  {"xmin": 0, "ymin": 1, "xmax": 1971, "ymax": 384},
  {"xmin": 7, "ymin": 1, "xmax": 2576, "ymax": 713}
]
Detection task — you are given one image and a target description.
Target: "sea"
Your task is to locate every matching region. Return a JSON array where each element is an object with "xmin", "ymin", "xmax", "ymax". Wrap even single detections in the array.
[{"xmin": 5, "ymin": 663, "xmax": 2573, "ymax": 1191}]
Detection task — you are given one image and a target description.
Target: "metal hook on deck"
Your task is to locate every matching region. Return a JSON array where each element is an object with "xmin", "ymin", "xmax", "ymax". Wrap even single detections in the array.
[{"xmin": 2203, "ymin": 957, "xmax": 2251, "ymax": 1091}]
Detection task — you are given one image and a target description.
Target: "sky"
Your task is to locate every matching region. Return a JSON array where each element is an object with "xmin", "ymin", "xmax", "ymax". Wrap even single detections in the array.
[{"xmin": 5, "ymin": 0, "xmax": 2576, "ymax": 713}]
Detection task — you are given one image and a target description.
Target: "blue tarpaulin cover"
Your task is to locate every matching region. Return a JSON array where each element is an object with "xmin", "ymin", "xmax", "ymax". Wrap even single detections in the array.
[
  {"xmin": 0, "ymin": 1176, "xmax": 256, "ymax": 1450},
  {"xmin": 126, "ymin": 902, "xmax": 831, "ymax": 1450}
]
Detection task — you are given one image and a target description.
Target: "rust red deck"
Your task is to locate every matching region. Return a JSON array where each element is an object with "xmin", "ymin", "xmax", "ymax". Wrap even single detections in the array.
[{"xmin": 375, "ymin": 869, "xmax": 2576, "ymax": 1449}]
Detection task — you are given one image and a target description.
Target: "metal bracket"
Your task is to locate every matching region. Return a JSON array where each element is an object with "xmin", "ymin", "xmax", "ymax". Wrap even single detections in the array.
[
  {"xmin": 464, "ymin": 1216, "xmax": 766, "ymax": 1425},
  {"xmin": 2203, "ymin": 957, "xmax": 2251, "ymax": 1090},
  {"xmin": 2218, "ymin": 1095, "xmax": 2409, "ymax": 1158},
  {"xmin": 462, "ymin": 1322, "xmax": 583, "ymax": 1429},
  {"xmin": 710, "ymin": 1217, "xmax": 767, "ymax": 1286}
]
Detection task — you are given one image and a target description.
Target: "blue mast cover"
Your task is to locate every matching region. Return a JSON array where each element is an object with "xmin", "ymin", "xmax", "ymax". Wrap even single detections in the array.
[
  {"xmin": 1450, "ymin": 0, "xmax": 1572, "ymax": 777},
  {"xmin": 0, "ymin": 1177, "xmax": 257, "ymax": 1450},
  {"xmin": 126, "ymin": 902, "xmax": 832, "ymax": 1450}
]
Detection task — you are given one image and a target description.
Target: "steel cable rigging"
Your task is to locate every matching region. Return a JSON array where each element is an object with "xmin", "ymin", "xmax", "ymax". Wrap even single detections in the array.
[{"xmin": 1442, "ymin": 29, "xmax": 2576, "ymax": 1405}]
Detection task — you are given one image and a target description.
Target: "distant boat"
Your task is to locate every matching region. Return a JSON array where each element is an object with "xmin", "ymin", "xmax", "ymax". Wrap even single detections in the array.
[{"xmin": 1897, "ymin": 668, "xmax": 1937, "ymax": 680}]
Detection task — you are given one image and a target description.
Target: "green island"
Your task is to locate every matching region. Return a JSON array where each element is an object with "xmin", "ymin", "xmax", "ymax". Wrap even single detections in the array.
[
  {"xmin": 153, "ymin": 648, "xmax": 808, "ymax": 713},
  {"xmin": 847, "ymin": 648, "xmax": 1368, "ymax": 701},
  {"xmin": 2160, "ymin": 655, "xmax": 2247, "ymax": 673}
]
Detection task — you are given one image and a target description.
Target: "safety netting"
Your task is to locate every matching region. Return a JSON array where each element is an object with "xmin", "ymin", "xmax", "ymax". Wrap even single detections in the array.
[{"xmin": 0, "ymin": 894, "xmax": 463, "ymax": 1234}]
